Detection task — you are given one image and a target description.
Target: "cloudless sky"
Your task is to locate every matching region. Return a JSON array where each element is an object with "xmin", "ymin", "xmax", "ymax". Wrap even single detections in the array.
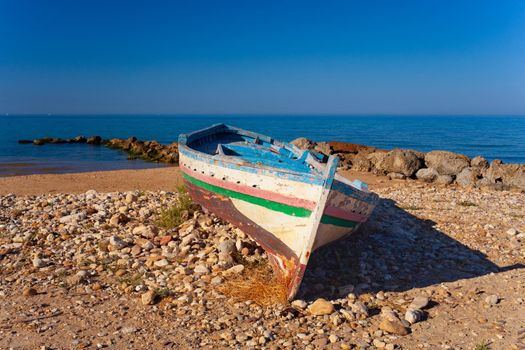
[{"xmin": 1, "ymin": 0, "xmax": 525, "ymax": 115}]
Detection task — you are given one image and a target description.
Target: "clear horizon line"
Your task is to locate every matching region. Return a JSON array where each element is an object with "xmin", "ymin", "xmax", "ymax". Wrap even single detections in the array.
[{"xmin": 3, "ymin": 113, "xmax": 525, "ymax": 117}]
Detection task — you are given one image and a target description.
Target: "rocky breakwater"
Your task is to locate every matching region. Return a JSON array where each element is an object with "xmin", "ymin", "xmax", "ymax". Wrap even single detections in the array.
[
  {"xmin": 19, "ymin": 136, "xmax": 179, "ymax": 164},
  {"xmin": 291, "ymin": 138, "xmax": 525, "ymax": 191}
]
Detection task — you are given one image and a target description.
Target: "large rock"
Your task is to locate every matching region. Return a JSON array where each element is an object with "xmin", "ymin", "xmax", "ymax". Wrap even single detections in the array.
[
  {"xmin": 483, "ymin": 160, "xmax": 525, "ymax": 190},
  {"xmin": 373, "ymin": 149, "xmax": 422, "ymax": 177},
  {"xmin": 314, "ymin": 142, "xmax": 332, "ymax": 156},
  {"xmin": 351, "ymin": 155, "xmax": 372, "ymax": 172},
  {"xmin": 328, "ymin": 141, "xmax": 383, "ymax": 155},
  {"xmin": 290, "ymin": 137, "xmax": 315, "ymax": 150},
  {"xmin": 471, "ymin": 156, "xmax": 489, "ymax": 169},
  {"xmin": 415, "ymin": 168, "xmax": 439, "ymax": 182},
  {"xmin": 367, "ymin": 152, "xmax": 387, "ymax": 174},
  {"xmin": 456, "ymin": 167, "xmax": 481, "ymax": 187},
  {"xmin": 425, "ymin": 151, "xmax": 470, "ymax": 176},
  {"xmin": 86, "ymin": 136, "xmax": 102, "ymax": 145}
]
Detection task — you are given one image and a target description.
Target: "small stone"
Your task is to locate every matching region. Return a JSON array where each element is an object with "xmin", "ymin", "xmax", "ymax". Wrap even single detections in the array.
[
  {"xmin": 225, "ymin": 264, "xmax": 244, "ymax": 275},
  {"xmin": 132, "ymin": 225, "xmax": 157, "ymax": 239},
  {"xmin": 409, "ymin": 296, "xmax": 429, "ymax": 310},
  {"xmin": 159, "ymin": 235, "xmax": 172, "ymax": 245},
  {"xmin": 385, "ymin": 344, "xmax": 395, "ymax": 350},
  {"xmin": 32, "ymin": 257, "xmax": 46, "ymax": 268},
  {"xmin": 485, "ymin": 294, "xmax": 499, "ymax": 305},
  {"xmin": 211, "ymin": 276, "xmax": 223, "ymax": 285},
  {"xmin": 373, "ymin": 339, "xmax": 386, "ymax": 348},
  {"xmin": 68, "ymin": 270, "xmax": 88, "ymax": 285},
  {"xmin": 405, "ymin": 309, "xmax": 425, "ymax": 324},
  {"xmin": 125, "ymin": 193, "xmax": 137, "ymax": 204},
  {"xmin": 217, "ymin": 240, "xmax": 236, "ymax": 255},
  {"xmin": 154, "ymin": 259, "xmax": 169, "ymax": 267},
  {"xmin": 507, "ymin": 228, "xmax": 518, "ymax": 236},
  {"xmin": 328, "ymin": 334, "xmax": 339, "ymax": 343},
  {"xmin": 194, "ymin": 265, "xmax": 210, "ymax": 274},
  {"xmin": 23, "ymin": 287, "xmax": 38, "ymax": 297},
  {"xmin": 141, "ymin": 290, "xmax": 157, "ymax": 305},
  {"xmin": 291, "ymin": 299, "xmax": 308, "ymax": 309},
  {"xmin": 109, "ymin": 213, "xmax": 127, "ymax": 226},
  {"xmin": 308, "ymin": 298, "xmax": 335, "ymax": 316},
  {"xmin": 109, "ymin": 235, "xmax": 127, "ymax": 249},
  {"xmin": 350, "ymin": 301, "xmax": 369, "ymax": 316},
  {"xmin": 379, "ymin": 318, "xmax": 409, "ymax": 336}
]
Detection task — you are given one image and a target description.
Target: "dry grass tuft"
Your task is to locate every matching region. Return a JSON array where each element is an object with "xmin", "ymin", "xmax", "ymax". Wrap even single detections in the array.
[
  {"xmin": 157, "ymin": 185, "xmax": 195, "ymax": 229},
  {"xmin": 217, "ymin": 264, "xmax": 289, "ymax": 306}
]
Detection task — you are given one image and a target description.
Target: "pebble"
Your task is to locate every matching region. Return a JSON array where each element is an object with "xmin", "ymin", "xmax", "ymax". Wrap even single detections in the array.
[
  {"xmin": 373, "ymin": 339, "xmax": 386, "ymax": 348},
  {"xmin": 32, "ymin": 257, "xmax": 46, "ymax": 268},
  {"xmin": 23, "ymin": 287, "xmax": 38, "ymax": 297},
  {"xmin": 291, "ymin": 299, "xmax": 308, "ymax": 309},
  {"xmin": 485, "ymin": 294, "xmax": 499, "ymax": 305},
  {"xmin": 507, "ymin": 228, "xmax": 518, "ymax": 236},
  {"xmin": 125, "ymin": 193, "xmax": 137, "ymax": 204},
  {"xmin": 308, "ymin": 298, "xmax": 334, "ymax": 316},
  {"xmin": 0, "ymin": 184, "xmax": 522, "ymax": 348},
  {"xmin": 405, "ymin": 309, "xmax": 425, "ymax": 324},
  {"xmin": 380, "ymin": 318, "xmax": 409, "ymax": 335},
  {"xmin": 141, "ymin": 290, "xmax": 157, "ymax": 305},
  {"xmin": 409, "ymin": 296, "xmax": 430, "ymax": 310}
]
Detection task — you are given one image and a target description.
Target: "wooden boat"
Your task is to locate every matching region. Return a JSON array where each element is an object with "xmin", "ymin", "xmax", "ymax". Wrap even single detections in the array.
[{"xmin": 178, "ymin": 124, "xmax": 379, "ymax": 299}]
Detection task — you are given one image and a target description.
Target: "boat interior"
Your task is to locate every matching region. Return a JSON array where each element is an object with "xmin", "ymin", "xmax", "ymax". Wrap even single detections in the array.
[{"xmin": 187, "ymin": 127, "xmax": 324, "ymax": 175}]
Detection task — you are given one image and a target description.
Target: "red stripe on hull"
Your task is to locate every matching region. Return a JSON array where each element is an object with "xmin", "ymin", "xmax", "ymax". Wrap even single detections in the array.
[
  {"xmin": 323, "ymin": 206, "xmax": 368, "ymax": 223},
  {"xmin": 180, "ymin": 165, "xmax": 317, "ymax": 211}
]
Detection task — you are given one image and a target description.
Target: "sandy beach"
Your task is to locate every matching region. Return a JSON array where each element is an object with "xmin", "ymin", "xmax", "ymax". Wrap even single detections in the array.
[
  {"xmin": 1, "ymin": 167, "xmax": 524, "ymax": 349},
  {"xmin": 0, "ymin": 167, "xmax": 183, "ymax": 196}
]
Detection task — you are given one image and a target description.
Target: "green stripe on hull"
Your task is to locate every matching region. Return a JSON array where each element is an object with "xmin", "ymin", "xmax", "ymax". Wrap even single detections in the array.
[
  {"xmin": 320, "ymin": 215, "xmax": 358, "ymax": 228},
  {"xmin": 182, "ymin": 172, "xmax": 311, "ymax": 217},
  {"xmin": 182, "ymin": 171, "xmax": 359, "ymax": 227}
]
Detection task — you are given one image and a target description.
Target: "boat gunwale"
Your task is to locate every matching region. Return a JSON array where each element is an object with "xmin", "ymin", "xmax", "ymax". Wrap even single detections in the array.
[
  {"xmin": 178, "ymin": 123, "xmax": 379, "ymax": 203},
  {"xmin": 179, "ymin": 124, "xmax": 326, "ymax": 184}
]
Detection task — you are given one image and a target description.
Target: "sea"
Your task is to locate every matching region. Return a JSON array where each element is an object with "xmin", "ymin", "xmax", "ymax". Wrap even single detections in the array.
[{"xmin": 1, "ymin": 115, "xmax": 524, "ymax": 176}]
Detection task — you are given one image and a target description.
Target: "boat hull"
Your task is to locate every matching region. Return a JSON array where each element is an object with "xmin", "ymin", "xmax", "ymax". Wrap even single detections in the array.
[{"xmin": 180, "ymin": 154, "xmax": 374, "ymax": 298}]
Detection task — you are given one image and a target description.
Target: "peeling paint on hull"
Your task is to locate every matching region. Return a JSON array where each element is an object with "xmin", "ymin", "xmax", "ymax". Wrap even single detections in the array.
[
  {"xmin": 178, "ymin": 124, "xmax": 379, "ymax": 299},
  {"xmin": 184, "ymin": 179, "xmax": 306, "ymax": 295}
]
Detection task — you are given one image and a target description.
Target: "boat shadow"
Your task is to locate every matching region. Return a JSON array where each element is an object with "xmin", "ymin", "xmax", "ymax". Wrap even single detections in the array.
[{"xmin": 298, "ymin": 197, "xmax": 524, "ymax": 301}]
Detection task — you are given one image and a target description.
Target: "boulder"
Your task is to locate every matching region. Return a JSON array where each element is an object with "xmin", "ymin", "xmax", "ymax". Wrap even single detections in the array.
[
  {"xmin": 86, "ymin": 136, "xmax": 102, "ymax": 145},
  {"xmin": 471, "ymin": 155, "xmax": 489, "ymax": 169},
  {"xmin": 328, "ymin": 141, "xmax": 384, "ymax": 155},
  {"xmin": 388, "ymin": 172, "xmax": 405, "ymax": 180},
  {"xmin": 351, "ymin": 155, "xmax": 372, "ymax": 172},
  {"xmin": 436, "ymin": 175, "xmax": 453, "ymax": 185},
  {"xmin": 456, "ymin": 167, "xmax": 481, "ymax": 187},
  {"xmin": 425, "ymin": 151, "xmax": 470, "ymax": 176},
  {"xmin": 373, "ymin": 149, "xmax": 422, "ymax": 177},
  {"xmin": 290, "ymin": 137, "xmax": 315, "ymax": 150},
  {"xmin": 416, "ymin": 168, "xmax": 439, "ymax": 182},
  {"xmin": 482, "ymin": 160, "xmax": 525, "ymax": 190},
  {"xmin": 314, "ymin": 142, "xmax": 332, "ymax": 156},
  {"xmin": 367, "ymin": 152, "xmax": 387, "ymax": 174}
]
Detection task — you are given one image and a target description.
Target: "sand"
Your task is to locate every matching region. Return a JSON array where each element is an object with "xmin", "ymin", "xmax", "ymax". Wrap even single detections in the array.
[
  {"xmin": 0, "ymin": 167, "xmax": 391, "ymax": 196},
  {"xmin": 0, "ymin": 167, "xmax": 184, "ymax": 196}
]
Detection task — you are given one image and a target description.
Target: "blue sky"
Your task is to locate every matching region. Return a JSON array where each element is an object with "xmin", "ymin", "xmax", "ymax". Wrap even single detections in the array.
[{"xmin": 1, "ymin": 0, "xmax": 524, "ymax": 115}]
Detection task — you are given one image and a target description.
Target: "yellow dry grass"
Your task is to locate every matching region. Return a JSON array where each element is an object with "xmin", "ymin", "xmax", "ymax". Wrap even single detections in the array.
[{"xmin": 217, "ymin": 265, "xmax": 289, "ymax": 306}]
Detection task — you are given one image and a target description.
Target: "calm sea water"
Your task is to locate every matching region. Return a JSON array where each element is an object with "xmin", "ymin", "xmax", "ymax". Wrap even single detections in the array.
[{"xmin": 0, "ymin": 115, "xmax": 524, "ymax": 176}]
